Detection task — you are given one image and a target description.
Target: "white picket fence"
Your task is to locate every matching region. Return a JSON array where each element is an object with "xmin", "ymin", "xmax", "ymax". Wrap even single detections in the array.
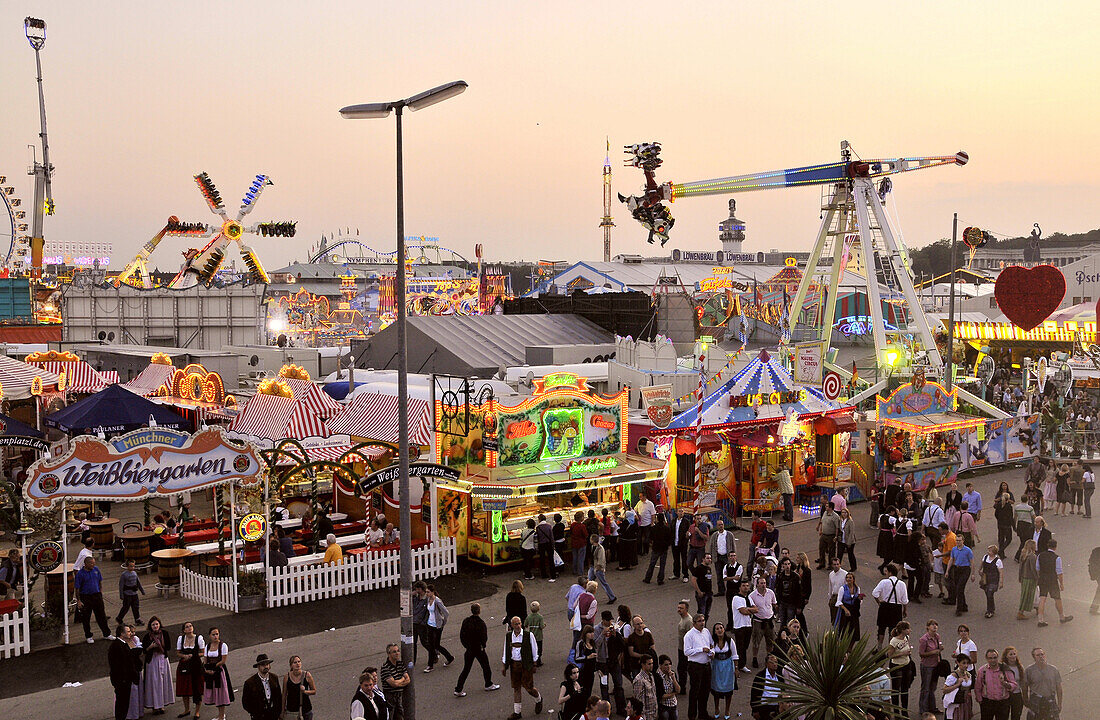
[
  {"xmin": 267, "ymin": 538, "xmax": 457, "ymax": 608},
  {"xmin": 0, "ymin": 606, "xmax": 30, "ymax": 659},
  {"xmin": 180, "ymin": 567, "xmax": 237, "ymax": 613}
]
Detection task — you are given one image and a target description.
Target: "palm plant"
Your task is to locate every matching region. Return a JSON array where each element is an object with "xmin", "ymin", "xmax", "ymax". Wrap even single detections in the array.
[{"xmin": 775, "ymin": 629, "xmax": 900, "ymax": 720}]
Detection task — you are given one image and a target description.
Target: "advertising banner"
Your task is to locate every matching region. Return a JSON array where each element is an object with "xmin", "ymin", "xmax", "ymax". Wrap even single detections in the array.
[
  {"xmin": 968, "ymin": 419, "xmax": 1006, "ymax": 467},
  {"xmin": 640, "ymin": 384, "xmax": 674, "ymax": 429},
  {"xmin": 23, "ymin": 427, "xmax": 262, "ymax": 508},
  {"xmin": 1005, "ymin": 414, "xmax": 1041, "ymax": 461},
  {"xmin": 793, "ymin": 342, "xmax": 824, "ymax": 385}
]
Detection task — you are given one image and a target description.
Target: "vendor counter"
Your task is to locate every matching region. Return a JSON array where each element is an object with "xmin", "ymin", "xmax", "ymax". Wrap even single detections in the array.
[
  {"xmin": 468, "ymin": 496, "xmax": 623, "ymax": 567},
  {"xmin": 885, "ymin": 456, "xmax": 959, "ymax": 491}
]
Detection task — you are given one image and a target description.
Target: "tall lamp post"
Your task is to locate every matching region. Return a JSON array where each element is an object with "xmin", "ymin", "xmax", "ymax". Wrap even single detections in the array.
[{"xmin": 340, "ymin": 80, "xmax": 467, "ymax": 720}]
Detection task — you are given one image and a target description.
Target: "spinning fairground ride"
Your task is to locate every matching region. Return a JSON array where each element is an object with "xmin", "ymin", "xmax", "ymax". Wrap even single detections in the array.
[
  {"xmin": 620, "ymin": 141, "xmax": 967, "ymax": 378},
  {"xmin": 115, "ymin": 172, "xmax": 296, "ymax": 289}
]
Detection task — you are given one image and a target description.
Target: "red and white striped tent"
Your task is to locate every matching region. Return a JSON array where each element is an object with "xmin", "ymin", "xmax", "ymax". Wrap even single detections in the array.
[
  {"xmin": 27, "ymin": 360, "xmax": 113, "ymax": 393},
  {"xmin": 120, "ymin": 363, "xmax": 176, "ymax": 397},
  {"xmin": 327, "ymin": 391, "xmax": 434, "ymax": 446},
  {"xmin": 225, "ymin": 392, "xmax": 355, "ymax": 464},
  {"xmin": 282, "ymin": 377, "xmax": 343, "ymax": 419},
  {"xmin": 0, "ymin": 355, "xmax": 59, "ymax": 400}
]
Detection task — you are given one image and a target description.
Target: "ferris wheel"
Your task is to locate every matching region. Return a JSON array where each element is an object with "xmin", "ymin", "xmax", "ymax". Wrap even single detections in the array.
[{"xmin": 0, "ymin": 174, "xmax": 30, "ymax": 270}]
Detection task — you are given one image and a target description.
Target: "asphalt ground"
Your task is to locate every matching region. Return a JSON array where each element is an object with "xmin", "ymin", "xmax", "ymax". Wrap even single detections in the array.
[{"xmin": 3, "ymin": 464, "xmax": 1098, "ymax": 720}]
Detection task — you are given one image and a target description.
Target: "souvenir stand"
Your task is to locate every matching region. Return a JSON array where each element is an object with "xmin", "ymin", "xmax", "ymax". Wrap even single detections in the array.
[
  {"xmin": 435, "ymin": 372, "xmax": 665, "ymax": 566},
  {"xmin": 652, "ymin": 350, "xmax": 855, "ymax": 519},
  {"xmin": 874, "ymin": 373, "xmax": 985, "ymax": 491}
]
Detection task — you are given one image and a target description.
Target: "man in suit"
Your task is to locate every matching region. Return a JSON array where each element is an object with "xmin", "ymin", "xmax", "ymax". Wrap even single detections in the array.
[
  {"xmin": 242, "ymin": 654, "xmax": 283, "ymax": 720},
  {"xmin": 704, "ymin": 518, "xmax": 737, "ymax": 595},
  {"xmin": 670, "ymin": 508, "xmax": 692, "ymax": 581},
  {"xmin": 108, "ymin": 624, "xmax": 139, "ymax": 720}
]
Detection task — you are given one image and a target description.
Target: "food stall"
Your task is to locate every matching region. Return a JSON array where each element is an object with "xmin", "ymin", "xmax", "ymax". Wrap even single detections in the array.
[
  {"xmin": 652, "ymin": 349, "xmax": 856, "ymax": 517},
  {"xmin": 435, "ymin": 372, "xmax": 665, "ymax": 567},
  {"xmin": 875, "ymin": 372, "xmax": 985, "ymax": 491}
]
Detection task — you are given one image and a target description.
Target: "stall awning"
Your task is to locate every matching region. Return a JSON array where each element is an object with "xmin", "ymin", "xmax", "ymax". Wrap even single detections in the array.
[
  {"xmin": 274, "ymin": 443, "xmax": 389, "ymax": 465},
  {"xmin": 31, "ymin": 360, "xmax": 111, "ymax": 393},
  {"xmin": 882, "ymin": 411, "xmax": 985, "ymax": 433},
  {"xmin": 814, "ymin": 413, "xmax": 858, "ymax": 434},
  {"xmin": 121, "ymin": 363, "xmax": 175, "ymax": 397},
  {"xmin": 327, "ymin": 391, "xmax": 434, "ymax": 446},
  {"xmin": 44, "ymin": 385, "xmax": 188, "ymax": 434},
  {"xmin": 0, "ymin": 355, "xmax": 58, "ymax": 401},
  {"xmin": 284, "ymin": 377, "xmax": 344, "ymax": 419}
]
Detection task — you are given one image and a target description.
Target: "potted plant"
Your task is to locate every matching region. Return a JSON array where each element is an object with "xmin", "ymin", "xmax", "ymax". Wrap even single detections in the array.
[
  {"xmin": 29, "ymin": 611, "xmax": 62, "ymax": 648},
  {"xmin": 236, "ymin": 569, "xmax": 266, "ymax": 611}
]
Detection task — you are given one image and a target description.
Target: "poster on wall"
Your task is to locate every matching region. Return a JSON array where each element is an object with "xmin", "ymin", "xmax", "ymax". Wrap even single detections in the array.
[
  {"xmin": 1005, "ymin": 413, "xmax": 1041, "ymax": 461},
  {"xmin": 968, "ymin": 419, "xmax": 1006, "ymax": 467},
  {"xmin": 438, "ymin": 488, "xmax": 468, "ymax": 556},
  {"xmin": 641, "ymin": 384, "xmax": 675, "ymax": 429},
  {"xmin": 793, "ymin": 342, "xmax": 824, "ymax": 385},
  {"xmin": 954, "ymin": 428, "xmax": 971, "ymax": 472}
]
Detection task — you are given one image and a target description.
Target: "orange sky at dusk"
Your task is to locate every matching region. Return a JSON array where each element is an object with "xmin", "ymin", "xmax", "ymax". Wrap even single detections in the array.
[{"xmin": 1, "ymin": 1, "xmax": 1096, "ymax": 270}]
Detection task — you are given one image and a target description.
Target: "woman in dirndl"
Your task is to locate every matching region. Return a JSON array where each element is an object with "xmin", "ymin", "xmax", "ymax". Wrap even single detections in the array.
[
  {"xmin": 876, "ymin": 507, "xmax": 897, "ymax": 572},
  {"xmin": 175, "ymin": 621, "xmax": 205, "ymax": 718},
  {"xmin": 143, "ymin": 616, "xmax": 175, "ymax": 713},
  {"xmin": 201, "ymin": 627, "xmax": 234, "ymax": 720}
]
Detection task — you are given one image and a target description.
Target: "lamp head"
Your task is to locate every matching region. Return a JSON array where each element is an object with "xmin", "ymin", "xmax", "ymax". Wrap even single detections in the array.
[
  {"xmin": 340, "ymin": 103, "xmax": 393, "ymax": 120},
  {"xmin": 407, "ymin": 81, "xmax": 468, "ymax": 111},
  {"xmin": 24, "ymin": 17, "xmax": 46, "ymax": 50}
]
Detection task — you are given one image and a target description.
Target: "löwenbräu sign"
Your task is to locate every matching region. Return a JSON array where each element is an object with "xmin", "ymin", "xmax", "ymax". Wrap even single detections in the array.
[{"xmin": 23, "ymin": 427, "xmax": 263, "ymax": 509}]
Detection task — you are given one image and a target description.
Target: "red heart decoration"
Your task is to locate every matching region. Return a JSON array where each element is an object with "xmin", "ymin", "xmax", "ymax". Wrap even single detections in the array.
[{"xmin": 994, "ymin": 265, "xmax": 1066, "ymax": 331}]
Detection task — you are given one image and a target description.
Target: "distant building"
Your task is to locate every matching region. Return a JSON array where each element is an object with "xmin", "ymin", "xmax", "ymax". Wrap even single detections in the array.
[{"xmin": 718, "ymin": 199, "xmax": 746, "ymax": 255}]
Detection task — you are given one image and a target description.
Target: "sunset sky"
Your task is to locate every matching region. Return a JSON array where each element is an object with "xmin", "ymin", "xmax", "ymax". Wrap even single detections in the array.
[{"xmin": 0, "ymin": 2, "xmax": 1096, "ymax": 271}]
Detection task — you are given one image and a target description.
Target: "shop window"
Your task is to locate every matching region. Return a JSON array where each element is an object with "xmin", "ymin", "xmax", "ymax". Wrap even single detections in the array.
[{"xmin": 1073, "ymin": 297, "xmax": 1081, "ymax": 305}]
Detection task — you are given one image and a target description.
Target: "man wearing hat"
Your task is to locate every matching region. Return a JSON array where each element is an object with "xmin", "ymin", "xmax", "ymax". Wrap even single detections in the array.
[{"xmin": 242, "ymin": 653, "xmax": 283, "ymax": 720}]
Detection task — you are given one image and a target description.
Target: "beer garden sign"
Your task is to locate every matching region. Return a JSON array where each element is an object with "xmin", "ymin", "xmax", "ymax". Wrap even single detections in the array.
[{"xmin": 23, "ymin": 427, "xmax": 263, "ymax": 508}]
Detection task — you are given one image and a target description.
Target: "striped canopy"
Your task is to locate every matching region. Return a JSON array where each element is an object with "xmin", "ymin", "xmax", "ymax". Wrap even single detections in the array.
[
  {"xmin": 227, "ymin": 392, "xmax": 332, "ymax": 443},
  {"xmin": 283, "ymin": 377, "xmax": 344, "ymax": 419},
  {"xmin": 662, "ymin": 349, "xmax": 845, "ymax": 434},
  {"xmin": 121, "ymin": 364, "xmax": 176, "ymax": 397},
  {"xmin": 0, "ymin": 355, "xmax": 58, "ymax": 400},
  {"xmin": 27, "ymin": 360, "xmax": 112, "ymax": 393},
  {"xmin": 327, "ymin": 391, "xmax": 434, "ymax": 446}
]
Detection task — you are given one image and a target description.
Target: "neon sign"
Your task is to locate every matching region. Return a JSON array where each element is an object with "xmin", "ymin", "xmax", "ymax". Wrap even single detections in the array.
[
  {"xmin": 590, "ymin": 414, "xmax": 616, "ymax": 430},
  {"xmin": 536, "ymin": 372, "xmax": 589, "ymax": 393},
  {"xmin": 835, "ymin": 315, "xmax": 898, "ymax": 336},
  {"xmin": 729, "ymin": 390, "xmax": 802, "ymax": 408},
  {"xmin": 505, "ymin": 420, "xmax": 537, "ymax": 439},
  {"xmin": 568, "ymin": 457, "xmax": 619, "ymax": 476}
]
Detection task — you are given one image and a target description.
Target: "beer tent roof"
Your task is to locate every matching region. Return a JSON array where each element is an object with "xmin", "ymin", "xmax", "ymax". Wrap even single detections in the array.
[{"xmin": 45, "ymin": 385, "xmax": 189, "ymax": 435}]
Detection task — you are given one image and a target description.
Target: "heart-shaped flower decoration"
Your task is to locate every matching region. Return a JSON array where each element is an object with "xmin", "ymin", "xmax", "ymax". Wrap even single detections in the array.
[{"xmin": 993, "ymin": 265, "xmax": 1066, "ymax": 331}]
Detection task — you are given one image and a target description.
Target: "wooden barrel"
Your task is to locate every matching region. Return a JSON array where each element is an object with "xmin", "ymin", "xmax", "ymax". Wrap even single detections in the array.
[
  {"xmin": 89, "ymin": 523, "xmax": 115, "ymax": 550},
  {"xmin": 122, "ymin": 532, "xmax": 152, "ymax": 568},
  {"xmin": 153, "ymin": 549, "xmax": 191, "ymax": 586},
  {"xmin": 45, "ymin": 565, "xmax": 74, "ymax": 600}
]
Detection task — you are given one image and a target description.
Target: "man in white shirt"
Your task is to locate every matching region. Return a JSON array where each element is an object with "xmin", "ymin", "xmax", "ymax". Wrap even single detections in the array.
[
  {"xmin": 826, "ymin": 556, "xmax": 847, "ymax": 625},
  {"xmin": 922, "ymin": 500, "xmax": 945, "ymax": 531},
  {"xmin": 749, "ymin": 654, "xmax": 782, "ymax": 719},
  {"xmin": 635, "ymin": 495, "xmax": 656, "ymax": 555},
  {"xmin": 682, "ymin": 614, "xmax": 714, "ymax": 720},
  {"xmin": 871, "ymin": 564, "xmax": 909, "ymax": 648},
  {"xmin": 748, "ymin": 576, "xmax": 777, "ymax": 668},
  {"xmin": 74, "ymin": 538, "xmax": 95, "ymax": 572},
  {"xmin": 729, "ymin": 579, "xmax": 755, "ymax": 674},
  {"xmin": 501, "ymin": 615, "xmax": 542, "ymax": 720}
]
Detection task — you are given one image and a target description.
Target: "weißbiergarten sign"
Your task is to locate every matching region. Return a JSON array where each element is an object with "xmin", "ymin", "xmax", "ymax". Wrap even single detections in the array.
[{"xmin": 23, "ymin": 427, "xmax": 262, "ymax": 509}]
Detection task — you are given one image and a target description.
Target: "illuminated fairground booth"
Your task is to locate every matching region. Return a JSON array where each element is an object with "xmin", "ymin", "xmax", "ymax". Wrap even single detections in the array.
[
  {"xmin": 435, "ymin": 372, "xmax": 665, "ymax": 567},
  {"xmin": 874, "ymin": 370, "xmax": 1041, "ymax": 488},
  {"xmin": 652, "ymin": 349, "xmax": 856, "ymax": 519}
]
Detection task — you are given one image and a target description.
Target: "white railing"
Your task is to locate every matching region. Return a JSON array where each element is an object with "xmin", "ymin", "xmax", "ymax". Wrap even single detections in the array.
[
  {"xmin": 267, "ymin": 538, "xmax": 457, "ymax": 608},
  {"xmin": 180, "ymin": 567, "xmax": 238, "ymax": 613},
  {"xmin": 0, "ymin": 606, "xmax": 30, "ymax": 659}
]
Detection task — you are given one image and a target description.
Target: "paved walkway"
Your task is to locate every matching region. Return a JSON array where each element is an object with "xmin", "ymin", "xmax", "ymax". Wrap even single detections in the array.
[{"xmin": 4, "ymin": 464, "xmax": 1099, "ymax": 719}]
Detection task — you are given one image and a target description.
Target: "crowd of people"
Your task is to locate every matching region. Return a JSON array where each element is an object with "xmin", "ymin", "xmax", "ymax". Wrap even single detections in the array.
[{"xmin": 93, "ymin": 469, "xmax": 1097, "ymax": 720}]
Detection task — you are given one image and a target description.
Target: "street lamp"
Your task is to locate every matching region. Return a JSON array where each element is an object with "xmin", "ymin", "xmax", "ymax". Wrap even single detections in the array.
[{"xmin": 340, "ymin": 80, "xmax": 467, "ymax": 720}]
